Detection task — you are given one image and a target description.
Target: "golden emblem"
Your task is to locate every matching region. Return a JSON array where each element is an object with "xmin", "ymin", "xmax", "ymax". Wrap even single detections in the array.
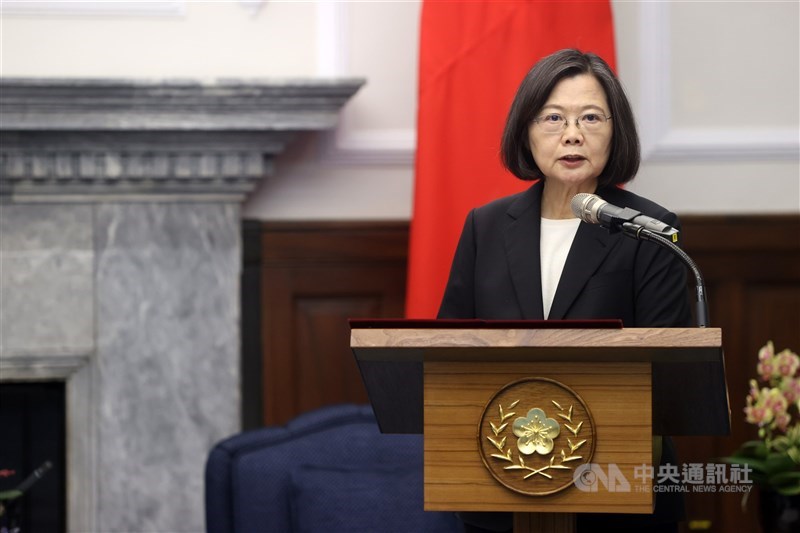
[{"xmin": 478, "ymin": 377, "xmax": 595, "ymax": 496}]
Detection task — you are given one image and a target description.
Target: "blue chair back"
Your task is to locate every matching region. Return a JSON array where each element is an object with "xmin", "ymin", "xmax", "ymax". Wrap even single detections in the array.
[{"xmin": 205, "ymin": 403, "xmax": 462, "ymax": 532}]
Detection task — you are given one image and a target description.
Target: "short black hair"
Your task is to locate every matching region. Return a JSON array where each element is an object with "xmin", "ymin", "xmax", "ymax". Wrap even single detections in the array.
[{"xmin": 501, "ymin": 49, "xmax": 640, "ymax": 186}]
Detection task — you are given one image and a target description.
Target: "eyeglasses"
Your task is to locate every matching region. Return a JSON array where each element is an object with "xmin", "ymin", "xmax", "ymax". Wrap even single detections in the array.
[{"xmin": 532, "ymin": 112, "xmax": 612, "ymax": 133}]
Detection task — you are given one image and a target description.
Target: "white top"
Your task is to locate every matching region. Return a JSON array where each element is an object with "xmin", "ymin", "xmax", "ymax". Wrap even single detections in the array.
[{"xmin": 540, "ymin": 217, "xmax": 581, "ymax": 319}]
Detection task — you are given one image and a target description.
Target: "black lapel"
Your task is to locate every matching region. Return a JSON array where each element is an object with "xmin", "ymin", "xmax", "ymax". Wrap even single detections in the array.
[
  {"xmin": 547, "ymin": 186, "xmax": 619, "ymax": 320},
  {"xmin": 504, "ymin": 182, "xmax": 545, "ymax": 319}
]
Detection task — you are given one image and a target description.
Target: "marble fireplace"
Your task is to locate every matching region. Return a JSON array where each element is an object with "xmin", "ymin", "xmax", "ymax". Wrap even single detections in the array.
[{"xmin": 0, "ymin": 78, "xmax": 362, "ymax": 532}]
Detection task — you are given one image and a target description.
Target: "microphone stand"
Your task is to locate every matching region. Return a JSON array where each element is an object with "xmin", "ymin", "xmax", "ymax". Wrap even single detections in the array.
[{"xmin": 622, "ymin": 222, "xmax": 710, "ymax": 328}]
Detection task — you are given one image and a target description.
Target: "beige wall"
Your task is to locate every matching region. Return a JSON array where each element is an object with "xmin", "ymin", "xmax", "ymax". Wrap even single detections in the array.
[{"xmin": 2, "ymin": 0, "xmax": 798, "ymax": 218}]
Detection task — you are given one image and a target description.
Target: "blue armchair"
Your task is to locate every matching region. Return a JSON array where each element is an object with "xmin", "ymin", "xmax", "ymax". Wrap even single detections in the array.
[{"xmin": 205, "ymin": 403, "xmax": 462, "ymax": 532}]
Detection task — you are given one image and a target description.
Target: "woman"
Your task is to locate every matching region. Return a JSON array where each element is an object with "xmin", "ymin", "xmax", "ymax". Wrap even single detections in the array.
[{"xmin": 439, "ymin": 49, "xmax": 690, "ymax": 532}]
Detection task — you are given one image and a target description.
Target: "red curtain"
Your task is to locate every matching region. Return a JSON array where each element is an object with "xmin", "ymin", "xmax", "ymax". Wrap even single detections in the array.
[{"xmin": 406, "ymin": 0, "xmax": 617, "ymax": 318}]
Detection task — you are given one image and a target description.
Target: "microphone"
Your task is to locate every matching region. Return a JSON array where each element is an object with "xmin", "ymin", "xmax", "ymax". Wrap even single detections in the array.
[
  {"xmin": 570, "ymin": 193, "xmax": 709, "ymax": 327},
  {"xmin": 571, "ymin": 193, "xmax": 679, "ymax": 241}
]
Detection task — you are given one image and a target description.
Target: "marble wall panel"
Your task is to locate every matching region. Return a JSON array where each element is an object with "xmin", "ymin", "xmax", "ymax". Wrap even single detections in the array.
[
  {"xmin": 0, "ymin": 204, "xmax": 94, "ymax": 358},
  {"xmin": 94, "ymin": 202, "xmax": 240, "ymax": 532}
]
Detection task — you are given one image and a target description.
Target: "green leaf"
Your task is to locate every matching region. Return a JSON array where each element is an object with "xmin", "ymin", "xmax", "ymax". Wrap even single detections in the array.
[
  {"xmin": 787, "ymin": 447, "xmax": 800, "ymax": 464},
  {"xmin": 720, "ymin": 456, "xmax": 769, "ymax": 474},
  {"xmin": 769, "ymin": 471, "xmax": 800, "ymax": 495},
  {"xmin": 763, "ymin": 454, "xmax": 799, "ymax": 476},
  {"xmin": 774, "ymin": 483, "xmax": 800, "ymax": 496},
  {"xmin": 746, "ymin": 440, "xmax": 770, "ymax": 455},
  {"xmin": 730, "ymin": 440, "xmax": 770, "ymax": 459},
  {"xmin": 722, "ymin": 451, "xmax": 799, "ymax": 478},
  {"xmin": 0, "ymin": 490, "xmax": 22, "ymax": 501}
]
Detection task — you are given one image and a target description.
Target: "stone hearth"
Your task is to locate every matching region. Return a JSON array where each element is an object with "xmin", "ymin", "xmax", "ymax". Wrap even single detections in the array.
[{"xmin": 0, "ymin": 78, "xmax": 362, "ymax": 532}]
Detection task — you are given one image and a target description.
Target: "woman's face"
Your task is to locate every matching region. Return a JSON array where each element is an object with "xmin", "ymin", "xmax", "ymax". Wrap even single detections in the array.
[{"xmin": 527, "ymin": 73, "xmax": 613, "ymax": 190}]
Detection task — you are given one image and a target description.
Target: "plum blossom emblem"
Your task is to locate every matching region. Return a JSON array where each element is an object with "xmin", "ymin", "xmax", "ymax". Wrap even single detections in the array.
[
  {"xmin": 482, "ymin": 381, "xmax": 594, "ymax": 494},
  {"xmin": 512, "ymin": 408, "xmax": 561, "ymax": 455}
]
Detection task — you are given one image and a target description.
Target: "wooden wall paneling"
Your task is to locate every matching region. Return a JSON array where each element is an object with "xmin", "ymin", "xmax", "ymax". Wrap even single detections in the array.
[
  {"xmin": 257, "ymin": 222, "xmax": 408, "ymax": 427},
  {"xmin": 262, "ymin": 264, "xmax": 297, "ymax": 426},
  {"xmin": 676, "ymin": 215, "xmax": 800, "ymax": 533}
]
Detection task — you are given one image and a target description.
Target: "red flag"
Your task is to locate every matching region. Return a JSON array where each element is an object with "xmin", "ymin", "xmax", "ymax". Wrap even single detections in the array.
[{"xmin": 406, "ymin": 0, "xmax": 616, "ymax": 318}]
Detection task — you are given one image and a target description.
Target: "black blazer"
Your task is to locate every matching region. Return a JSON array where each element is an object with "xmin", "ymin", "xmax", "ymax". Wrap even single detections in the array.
[
  {"xmin": 439, "ymin": 180, "xmax": 692, "ymax": 328},
  {"xmin": 438, "ymin": 180, "xmax": 691, "ymax": 529}
]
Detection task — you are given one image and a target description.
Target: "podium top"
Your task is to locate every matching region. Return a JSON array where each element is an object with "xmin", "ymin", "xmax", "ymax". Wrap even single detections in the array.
[
  {"xmin": 350, "ymin": 321, "xmax": 729, "ymax": 436},
  {"xmin": 351, "ymin": 323, "xmax": 722, "ymax": 363}
]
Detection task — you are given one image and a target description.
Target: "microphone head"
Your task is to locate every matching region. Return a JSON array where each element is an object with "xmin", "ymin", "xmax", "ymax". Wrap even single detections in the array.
[{"xmin": 571, "ymin": 193, "xmax": 603, "ymax": 224}]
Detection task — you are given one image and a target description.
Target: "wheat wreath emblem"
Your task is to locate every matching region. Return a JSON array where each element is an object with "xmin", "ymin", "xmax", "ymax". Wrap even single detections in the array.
[{"xmin": 487, "ymin": 399, "xmax": 587, "ymax": 480}]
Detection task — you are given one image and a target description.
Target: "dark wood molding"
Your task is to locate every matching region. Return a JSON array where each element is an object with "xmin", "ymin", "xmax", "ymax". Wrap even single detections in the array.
[
  {"xmin": 680, "ymin": 214, "xmax": 800, "ymax": 252},
  {"xmin": 260, "ymin": 221, "xmax": 410, "ymax": 263},
  {"xmin": 241, "ymin": 220, "xmax": 264, "ymax": 430}
]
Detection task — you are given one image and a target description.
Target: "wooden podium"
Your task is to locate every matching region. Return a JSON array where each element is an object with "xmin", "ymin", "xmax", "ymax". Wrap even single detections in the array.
[{"xmin": 350, "ymin": 320, "xmax": 730, "ymax": 533}]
